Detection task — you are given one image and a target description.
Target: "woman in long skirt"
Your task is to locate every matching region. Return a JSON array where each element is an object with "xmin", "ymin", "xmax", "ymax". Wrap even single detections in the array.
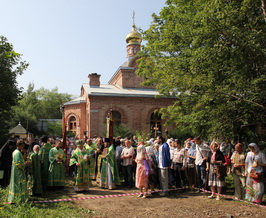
[
  {"xmin": 135, "ymin": 140, "xmax": 150, "ymax": 198},
  {"xmin": 245, "ymin": 143, "xmax": 266, "ymax": 204}
]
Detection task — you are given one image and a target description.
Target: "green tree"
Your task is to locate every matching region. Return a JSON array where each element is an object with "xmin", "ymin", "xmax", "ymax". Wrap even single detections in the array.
[
  {"xmin": 137, "ymin": 0, "xmax": 266, "ymax": 141},
  {"xmin": 36, "ymin": 87, "xmax": 72, "ymax": 119},
  {"xmin": 11, "ymin": 84, "xmax": 72, "ymax": 136},
  {"xmin": 114, "ymin": 124, "xmax": 134, "ymax": 139},
  {"xmin": 47, "ymin": 121, "xmax": 63, "ymax": 137},
  {"xmin": 0, "ymin": 36, "xmax": 28, "ymax": 145},
  {"xmin": 11, "ymin": 83, "xmax": 40, "ymax": 134}
]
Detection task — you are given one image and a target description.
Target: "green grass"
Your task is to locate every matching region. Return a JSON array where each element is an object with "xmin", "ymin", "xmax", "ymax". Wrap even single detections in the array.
[{"xmin": 0, "ymin": 187, "xmax": 100, "ymax": 218}]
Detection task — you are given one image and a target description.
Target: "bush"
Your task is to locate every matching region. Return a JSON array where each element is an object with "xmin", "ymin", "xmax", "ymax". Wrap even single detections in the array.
[
  {"xmin": 225, "ymin": 173, "xmax": 234, "ymax": 189},
  {"xmin": 114, "ymin": 124, "xmax": 135, "ymax": 139}
]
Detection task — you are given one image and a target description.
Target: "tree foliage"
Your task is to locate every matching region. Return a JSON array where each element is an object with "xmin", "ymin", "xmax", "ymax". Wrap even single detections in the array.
[
  {"xmin": 36, "ymin": 87, "xmax": 72, "ymax": 119},
  {"xmin": 137, "ymin": 0, "xmax": 266, "ymax": 141},
  {"xmin": 47, "ymin": 121, "xmax": 63, "ymax": 137},
  {"xmin": 0, "ymin": 36, "xmax": 28, "ymax": 145},
  {"xmin": 11, "ymin": 83, "xmax": 40, "ymax": 132},
  {"xmin": 114, "ymin": 124, "xmax": 134, "ymax": 139},
  {"xmin": 11, "ymin": 83, "xmax": 72, "ymax": 136}
]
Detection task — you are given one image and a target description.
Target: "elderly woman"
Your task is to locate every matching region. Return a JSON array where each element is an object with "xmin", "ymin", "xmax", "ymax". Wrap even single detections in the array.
[
  {"xmin": 245, "ymin": 143, "xmax": 266, "ymax": 204},
  {"xmin": 145, "ymin": 140, "xmax": 158, "ymax": 193},
  {"xmin": 206, "ymin": 142, "xmax": 226, "ymax": 200},
  {"xmin": 135, "ymin": 140, "xmax": 151, "ymax": 198}
]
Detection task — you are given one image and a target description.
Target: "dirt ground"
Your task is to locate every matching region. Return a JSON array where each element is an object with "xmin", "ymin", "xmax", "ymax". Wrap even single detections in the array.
[{"xmin": 66, "ymin": 182, "xmax": 266, "ymax": 218}]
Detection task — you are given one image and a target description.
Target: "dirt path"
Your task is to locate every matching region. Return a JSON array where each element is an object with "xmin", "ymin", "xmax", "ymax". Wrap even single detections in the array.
[{"xmin": 66, "ymin": 183, "xmax": 266, "ymax": 217}]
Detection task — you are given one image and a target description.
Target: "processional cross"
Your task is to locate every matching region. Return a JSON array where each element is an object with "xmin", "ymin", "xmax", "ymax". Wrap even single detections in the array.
[{"xmin": 153, "ymin": 123, "xmax": 159, "ymax": 138}]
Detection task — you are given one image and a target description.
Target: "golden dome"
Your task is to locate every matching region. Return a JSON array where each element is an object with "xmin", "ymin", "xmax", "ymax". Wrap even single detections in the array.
[{"xmin": 126, "ymin": 24, "xmax": 142, "ymax": 45}]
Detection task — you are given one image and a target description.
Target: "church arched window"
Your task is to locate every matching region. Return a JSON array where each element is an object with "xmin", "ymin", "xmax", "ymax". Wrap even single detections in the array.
[
  {"xmin": 111, "ymin": 111, "xmax": 121, "ymax": 126},
  {"xmin": 69, "ymin": 116, "xmax": 77, "ymax": 132},
  {"xmin": 150, "ymin": 112, "xmax": 162, "ymax": 137}
]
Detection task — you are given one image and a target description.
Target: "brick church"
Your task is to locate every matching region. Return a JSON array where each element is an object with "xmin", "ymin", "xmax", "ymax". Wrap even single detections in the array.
[{"xmin": 62, "ymin": 23, "xmax": 175, "ymax": 139}]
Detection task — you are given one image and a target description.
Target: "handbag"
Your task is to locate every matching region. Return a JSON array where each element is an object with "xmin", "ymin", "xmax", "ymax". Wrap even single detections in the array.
[
  {"xmin": 187, "ymin": 163, "xmax": 195, "ymax": 168},
  {"xmin": 218, "ymin": 165, "xmax": 226, "ymax": 178},
  {"xmin": 212, "ymin": 165, "xmax": 226, "ymax": 179},
  {"xmin": 249, "ymin": 169, "xmax": 262, "ymax": 179}
]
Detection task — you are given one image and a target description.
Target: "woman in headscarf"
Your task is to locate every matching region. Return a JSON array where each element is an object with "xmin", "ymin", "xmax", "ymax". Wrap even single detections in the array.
[
  {"xmin": 206, "ymin": 141, "xmax": 225, "ymax": 200},
  {"xmin": 145, "ymin": 140, "xmax": 158, "ymax": 193},
  {"xmin": 135, "ymin": 140, "xmax": 151, "ymax": 198},
  {"xmin": 245, "ymin": 143, "xmax": 266, "ymax": 204}
]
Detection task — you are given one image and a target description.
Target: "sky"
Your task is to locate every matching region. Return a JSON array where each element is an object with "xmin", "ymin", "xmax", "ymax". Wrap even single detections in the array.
[{"xmin": 1, "ymin": 0, "xmax": 166, "ymax": 97}]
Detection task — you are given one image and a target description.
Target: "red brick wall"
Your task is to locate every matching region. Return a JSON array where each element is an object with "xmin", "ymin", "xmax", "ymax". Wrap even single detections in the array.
[
  {"xmin": 63, "ymin": 102, "xmax": 86, "ymax": 139},
  {"xmin": 126, "ymin": 44, "xmax": 141, "ymax": 57},
  {"xmin": 86, "ymin": 95, "xmax": 175, "ymax": 138}
]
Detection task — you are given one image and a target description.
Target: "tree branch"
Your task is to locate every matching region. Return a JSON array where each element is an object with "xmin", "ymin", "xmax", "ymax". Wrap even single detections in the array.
[{"xmin": 216, "ymin": 92, "xmax": 266, "ymax": 110}]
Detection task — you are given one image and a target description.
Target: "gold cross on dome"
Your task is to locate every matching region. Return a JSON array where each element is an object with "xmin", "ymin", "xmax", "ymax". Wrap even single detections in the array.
[{"xmin": 132, "ymin": 10, "xmax": 135, "ymax": 25}]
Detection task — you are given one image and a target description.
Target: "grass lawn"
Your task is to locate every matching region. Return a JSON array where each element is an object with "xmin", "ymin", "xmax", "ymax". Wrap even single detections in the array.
[{"xmin": 0, "ymin": 183, "xmax": 99, "ymax": 218}]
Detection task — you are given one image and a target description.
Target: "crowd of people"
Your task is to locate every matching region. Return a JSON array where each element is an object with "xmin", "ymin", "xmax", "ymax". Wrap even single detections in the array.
[{"xmin": 0, "ymin": 135, "xmax": 266, "ymax": 204}]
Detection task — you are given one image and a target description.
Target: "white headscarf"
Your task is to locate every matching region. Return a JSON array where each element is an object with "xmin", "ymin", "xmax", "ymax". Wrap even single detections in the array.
[
  {"xmin": 136, "ymin": 144, "xmax": 146, "ymax": 160},
  {"xmin": 248, "ymin": 143, "xmax": 260, "ymax": 153},
  {"xmin": 166, "ymin": 139, "xmax": 172, "ymax": 145}
]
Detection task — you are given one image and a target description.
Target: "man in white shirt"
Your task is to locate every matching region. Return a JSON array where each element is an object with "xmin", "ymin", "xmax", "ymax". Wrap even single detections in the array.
[
  {"xmin": 194, "ymin": 136, "xmax": 210, "ymax": 190},
  {"xmin": 121, "ymin": 140, "xmax": 135, "ymax": 188},
  {"xmin": 115, "ymin": 138, "xmax": 124, "ymax": 178}
]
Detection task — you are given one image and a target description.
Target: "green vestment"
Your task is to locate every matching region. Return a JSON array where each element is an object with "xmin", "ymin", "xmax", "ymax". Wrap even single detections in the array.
[
  {"xmin": 30, "ymin": 153, "xmax": 42, "ymax": 195},
  {"xmin": 70, "ymin": 148, "xmax": 91, "ymax": 191},
  {"xmin": 100, "ymin": 144, "xmax": 120, "ymax": 189},
  {"xmin": 84, "ymin": 143, "xmax": 97, "ymax": 180},
  {"xmin": 39, "ymin": 143, "xmax": 52, "ymax": 189},
  {"xmin": 48, "ymin": 147, "xmax": 66, "ymax": 187},
  {"xmin": 8, "ymin": 149, "xmax": 28, "ymax": 203}
]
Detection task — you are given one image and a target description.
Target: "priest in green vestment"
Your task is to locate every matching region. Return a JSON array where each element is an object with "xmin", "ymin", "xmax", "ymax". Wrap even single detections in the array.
[
  {"xmin": 100, "ymin": 139, "xmax": 120, "ymax": 189},
  {"xmin": 30, "ymin": 145, "xmax": 42, "ymax": 195},
  {"xmin": 8, "ymin": 140, "xmax": 28, "ymax": 203},
  {"xmin": 70, "ymin": 140, "xmax": 91, "ymax": 192},
  {"xmin": 84, "ymin": 138, "xmax": 97, "ymax": 180},
  {"xmin": 39, "ymin": 136, "xmax": 52, "ymax": 190},
  {"xmin": 47, "ymin": 139, "xmax": 66, "ymax": 187}
]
